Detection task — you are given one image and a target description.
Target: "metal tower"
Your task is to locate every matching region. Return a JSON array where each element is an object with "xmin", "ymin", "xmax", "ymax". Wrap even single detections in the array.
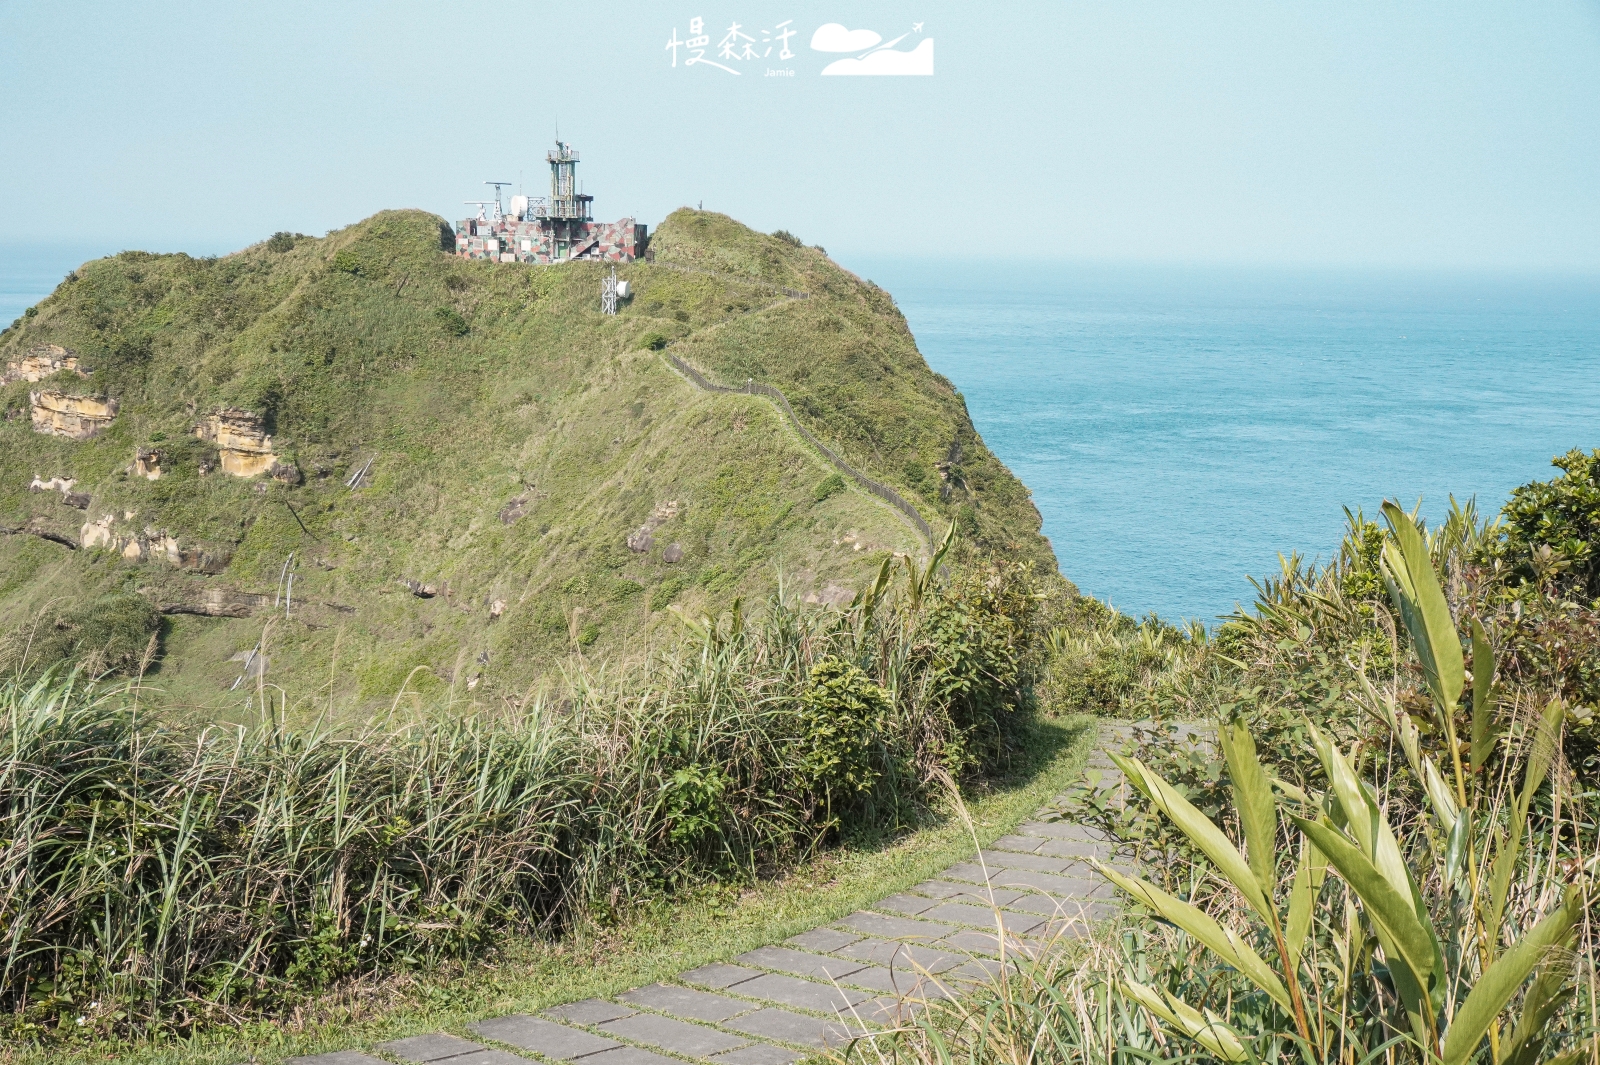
[
  {"xmin": 546, "ymin": 141, "xmax": 594, "ymax": 221},
  {"xmin": 601, "ymin": 267, "xmax": 618, "ymax": 315}
]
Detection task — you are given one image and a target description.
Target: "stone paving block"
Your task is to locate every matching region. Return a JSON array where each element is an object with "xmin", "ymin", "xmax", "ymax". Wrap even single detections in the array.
[
  {"xmin": 987, "ymin": 834, "xmax": 1046, "ymax": 854},
  {"xmin": 580, "ymin": 1047, "xmax": 682, "ymax": 1065},
  {"xmin": 785, "ymin": 927, "xmax": 859, "ymax": 954},
  {"xmin": 681, "ymin": 962, "xmax": 763, "ymax": 990},
  {"xmin": 921, "ymin": 902, "xmax": 1045, "ymax": 935},
  {"xmin": 939, "ymin": 930, "xmax": 1006, "ymax": 956},
  {"xmin": 285, "ymin": 1054, "xmax": 390, "ymax": 1065},
  {"xmin": 731, "ymin": 972, "xmax": 869, "ymax": 1013},
  {"xmin": 976, "ymin": 849, "xmax": 1074, "ymax": 874},
  {"xmin": 943, "ymin": 864, "xmax": 1108, "ymax": 897},
  {"xmin": 598, "ymin": 1012, "xmax": 748, "ymax": 1057},
  {"xmin": 435, "ymin": 1053, "xmax": 535, "ymax": 1065},
  {"xmin": 1001, "ymin": 892, "xmax": 1083, "ymax": 917},
  {"xmin": 1034, "ymin": 837, "xmax": 1114, "ymax": 859},
  {"xmin": 834, "ymin": 936, "xmax": 963, "ymax": 973},
  {"xmin": 710, "ymin": 1045, "xmax": 804, "ymax": 1065},
  {"xmin": 736, "ymin": 945, "xmax": 866, "ymax": 982},
  {"xmin": 833, "ymin": 910, "xmax": 956, "ymax": 941},
  {"xmin": 909, "ymin": 880, "xmax": 1023, "ymax": 906},
  {"xmin": 380, "ymin": 1033, "xmax": 486, "ymax": 1061},
  {"xmin": 470, "ymin": 1015, "xmax": 619, "ymax": 1060},
  {"xmin": 544, "ymin": 1000, "xmax": 637, "ymax": 1025},
  {"xmin": 1016, "ymin": 821, "xmax": 1111, "ymax": 841},
  {"xmin": 871, "ymin": 893, "xmax": 938, "ymax": 917},
  {"xmin": 837, "ymin": 964, "xmax": 953, "ymax": 999},
  {"xmin": 725, "ymin": 1007, "xmax": 857, "ymax": 1049},
  {"xmin": 836, "ymin": 995, "xmax": 909, "ymax": 1025},
  {"xmin": 619, "ymin": 983, "xmax": 752, "ymax": 1023}
]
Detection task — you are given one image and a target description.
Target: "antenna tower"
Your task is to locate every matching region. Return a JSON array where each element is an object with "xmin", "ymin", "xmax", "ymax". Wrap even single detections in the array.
[
  {"xmin": 484, "ymin": 181, "xmax": 513, "ymax": 220},
  {"xmin": 601, "ymin": 266, "xmax": 618, "ymax": 316}
]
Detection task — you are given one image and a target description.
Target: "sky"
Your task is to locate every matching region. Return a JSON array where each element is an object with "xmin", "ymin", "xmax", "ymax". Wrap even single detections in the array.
[{"xmin": 2, "ymin": 1, "xmax": 1599, "ymax": 270}]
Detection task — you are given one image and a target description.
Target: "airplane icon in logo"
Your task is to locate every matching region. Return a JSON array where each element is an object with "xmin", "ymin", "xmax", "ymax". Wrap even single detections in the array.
[{"xmin": 913, "ymin": 21, "xmax": 923, "ymax": 31}]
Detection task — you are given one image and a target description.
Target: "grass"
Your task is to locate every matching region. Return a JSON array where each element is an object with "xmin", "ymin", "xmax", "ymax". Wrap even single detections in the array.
[
  {"xmin": 4, "ymin": 713, "xmax": 1096, "ymax": 1065},
  {"xmin": 0, "ymin": 208, "xmax": 1052, "ymax": 709}
]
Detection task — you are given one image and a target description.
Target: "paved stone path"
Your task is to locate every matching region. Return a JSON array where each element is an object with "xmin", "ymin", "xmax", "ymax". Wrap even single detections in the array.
[{"xmin": 289, "ymin": 726, "xmax": 1160, "ymax": 1065}]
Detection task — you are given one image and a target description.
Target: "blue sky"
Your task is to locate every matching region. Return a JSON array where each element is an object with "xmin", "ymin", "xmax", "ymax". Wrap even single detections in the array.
[{"xmin": 2, "ymin": 1, "xmax": 1598, "ymax": 269}]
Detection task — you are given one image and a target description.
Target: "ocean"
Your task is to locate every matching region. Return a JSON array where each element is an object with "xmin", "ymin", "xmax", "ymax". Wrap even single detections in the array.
[
  {"xmin": 854, "ymin": 259, "xmax": 1600, "ymax": 622},
  {"xmin": 7, "ymin": 244, "xmax": 1600, "ymax": 622}
]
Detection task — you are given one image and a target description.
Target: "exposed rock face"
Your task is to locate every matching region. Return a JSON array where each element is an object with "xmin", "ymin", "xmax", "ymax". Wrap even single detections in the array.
[
  {"xmin": 161, "ymin": 588, "xmax": 270, "ymax": 617},
  {"xmin": 30, "ymin": 390, "xmax": 118, "ymax": 439},
  {"xmin": 5, "ymin": 344, "xmax": 86, "ymax": 383},
  {"xmin": 79, "ymin": 514, "xmax": 229, "ymax": 572},
  {"xmin": 134, "ymin": 448, "xmax": 163, "ymax": 480},
  {"xmin": 662, "ymin": 543, "xmax": 684, "ymax": 564},
  {"xmin": 194, "ymin": 408, "xmax": 278, "ymax": 477},
  {"xmin": 627, "ymin": 500, "xmax": 681, "ymax": 553},
  {"xmin": 29, "ymin": 475, "xmax": 77, "ymax": 494}
]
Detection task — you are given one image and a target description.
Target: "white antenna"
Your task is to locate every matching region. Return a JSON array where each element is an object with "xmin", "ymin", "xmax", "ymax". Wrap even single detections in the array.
[
  {"xmin": 484, "ymin": 181, "xmax": 512, "ymax": 220},
  {"xmin": 601, "ymin": 266, "xmax": 618, "ymax": 316}
]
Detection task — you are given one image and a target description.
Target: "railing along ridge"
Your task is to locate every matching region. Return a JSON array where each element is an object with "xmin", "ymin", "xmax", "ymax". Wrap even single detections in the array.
[
  {"xmin": 647, "ymin": 257, "xmax": 810, "ymax": 300},
  {"xmin": 665, "ymin": 351, "xmax": 934, "ymax": 549}
]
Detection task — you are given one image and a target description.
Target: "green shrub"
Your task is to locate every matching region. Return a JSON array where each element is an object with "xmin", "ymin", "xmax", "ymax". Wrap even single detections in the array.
[
  {"xmin": 771, "ymin": 229, "xmax": 802, "ymax": 246},
  {"xmin": 797, "ymin": 655, "xmax": 892, "ymax": 823},
  {"xmin": 434, "ymin": 306, "xmax": 468, "ymax": 336},
  {"xmin": 813, "ymin": 472, "xmax": 846, "ymax": 502},
  {"xmin": 650, "ymin": 575, "xmax": 689, "ymax": 611},
  {"xmin": 266, "ymin": 231, "xmax": 299, "ymax": 253},
  {"xmin": 1481, "ymin": 447, "xmax": 1600, "ymax": 602},
  {"xmin": 640, "ymin": 330, "xmax": 669, "ymax": 351},
  {"xmin": 331, "ymin": 248, "xmax": 363, "ymax": 275},
  {"xmin": 0, "ymin": 592, "xmax": 162, "ymax": 680},
  {"xmin": 577, "ymin": 621, "xmax": 600, "ymax": 646}
]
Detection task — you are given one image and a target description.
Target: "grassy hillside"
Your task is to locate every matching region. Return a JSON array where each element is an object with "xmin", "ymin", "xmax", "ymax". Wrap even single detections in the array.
[{"xmin": 0, "ymin": 208, "xmax": 1053, "ymax": 708}]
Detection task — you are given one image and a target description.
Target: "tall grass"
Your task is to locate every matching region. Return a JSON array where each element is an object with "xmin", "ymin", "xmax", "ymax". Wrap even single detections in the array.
[{"xmin": 0, "ymin": 557, "xmax": 1045, "ymax": 1039}]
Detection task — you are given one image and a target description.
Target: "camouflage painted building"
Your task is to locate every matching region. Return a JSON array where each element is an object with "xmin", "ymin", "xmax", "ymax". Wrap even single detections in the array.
[{"xmin": 456, "ymin": 140, "xmax": 648, "ymax": 265}]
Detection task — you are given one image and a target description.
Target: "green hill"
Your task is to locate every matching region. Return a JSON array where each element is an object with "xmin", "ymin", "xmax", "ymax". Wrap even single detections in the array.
[{"xmin": 0, "ymin": 208, "xmax": 1055, "ymax": 708}]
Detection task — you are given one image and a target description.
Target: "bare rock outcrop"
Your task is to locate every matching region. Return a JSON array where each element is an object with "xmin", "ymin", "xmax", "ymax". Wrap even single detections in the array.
[
  {"xmin": 134, "ymin": 448, "xmax": 163, "ymax": 480},
  {"xmin": 30, "ymin": 390, "xmax": 118, "ymax": 439},
  {"xmin": 161, "ymin": 588, "xmax": 270, "ymax": 617},
  {"xmin": 5, "ymin": 344, "xmax": 87, "ymax": 383},
  {"xmin": 194, "ymin": 408, "xmax": 279, "ymax": 477},
  {"xmin": 79, "ymin": 514, "xmax": 229, "ymax": 572},
  {"xmin": 627, "ymin": 500, "xmax": 681, "ymax": 553}
]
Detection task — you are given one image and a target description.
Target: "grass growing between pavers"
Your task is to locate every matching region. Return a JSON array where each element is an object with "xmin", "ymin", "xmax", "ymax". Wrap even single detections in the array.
[{"xmin": 7, "ymin": 716, "xmax": 1096, "ymax": 1065}]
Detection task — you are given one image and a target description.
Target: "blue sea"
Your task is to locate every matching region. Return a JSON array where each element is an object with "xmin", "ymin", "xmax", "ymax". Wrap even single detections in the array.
[
  {"xmin": 853, "ymin": 259, "xmax": 1600, "ymax": 622},
  {"xmin": 8, "ymin": 244, "xmax": 1600, "ymax": 622}
]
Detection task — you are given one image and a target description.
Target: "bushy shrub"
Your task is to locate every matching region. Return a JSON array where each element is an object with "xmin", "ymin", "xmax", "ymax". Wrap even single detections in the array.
[
  {"xmin": 771, "ymin": 229, "xmax": 802, "ymax": 246},
  {"xmin": 1481, "ymin": 447, "xmax": 1600, "ymax": 602},
  {"xmin": 640, "ymin": 330, "xmax": 669, "ymax": 351},
  {"xmin": 813, "ymin": 472, "xmax": 845, "ymax": 502},
  {"xmin": 0, "ymin": 592, "xmax": 162, "ymax": 680},
  {"xmin": 266, "ymin": 231, "xmax": 299, "ymax": 253},
  {"xmin": 331, "ymin": 248, "xmax": 364, "ymax": 275},
  {"xmin": 797, "ymin": 656, "xmax": 892, "ymax": 824},
  {"xmin": 434, "ymin": 306, "xmax": 468, "ymax": 336}
]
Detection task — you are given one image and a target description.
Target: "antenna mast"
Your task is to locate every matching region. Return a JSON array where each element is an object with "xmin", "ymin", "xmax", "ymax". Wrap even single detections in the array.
[{"xmin": 484, "ymin": 180, "xmax": 512, "ymax": 220}]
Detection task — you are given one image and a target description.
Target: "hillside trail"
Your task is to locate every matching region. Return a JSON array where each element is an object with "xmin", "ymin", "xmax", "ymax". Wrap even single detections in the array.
[
  {"xmin": 290, "ymin": 720, "xmax": 1212, "ymax": 1065},
  {"xmin": 652, "ymin": 286, "xmax": 938, "ymax": 551}
]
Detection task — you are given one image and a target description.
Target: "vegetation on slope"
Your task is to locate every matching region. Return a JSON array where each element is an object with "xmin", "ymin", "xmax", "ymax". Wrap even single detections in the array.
[
  {"xmin": 871, "ymin": 452, "xmax": 1600, "ymax": 1065},
  {"xmin": 0, "ymin": 547, "xmax": 1049, "ymax": 1040},
  {"xmin": 0, "ymin": 210, "xmax": 1051, "ymax": 707}
]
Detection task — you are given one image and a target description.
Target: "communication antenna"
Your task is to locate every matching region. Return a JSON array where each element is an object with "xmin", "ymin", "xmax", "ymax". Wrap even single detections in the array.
[
  {"xmin": 464, "ymin": 200, "xmax": 494, "ymax": 222},
  {"xmin": 601, "ymin": 266, "xmax": 618, "ymax": 316},
  {"xmin": 484, "ymin": 181, "xmax": 512, "ymax": 220}
]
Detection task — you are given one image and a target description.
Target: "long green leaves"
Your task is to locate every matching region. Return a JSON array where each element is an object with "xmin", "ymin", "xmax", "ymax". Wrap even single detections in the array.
[{"xmin": 1380, "ymin": 500, "xmax": 1464, "ymax": 718}]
